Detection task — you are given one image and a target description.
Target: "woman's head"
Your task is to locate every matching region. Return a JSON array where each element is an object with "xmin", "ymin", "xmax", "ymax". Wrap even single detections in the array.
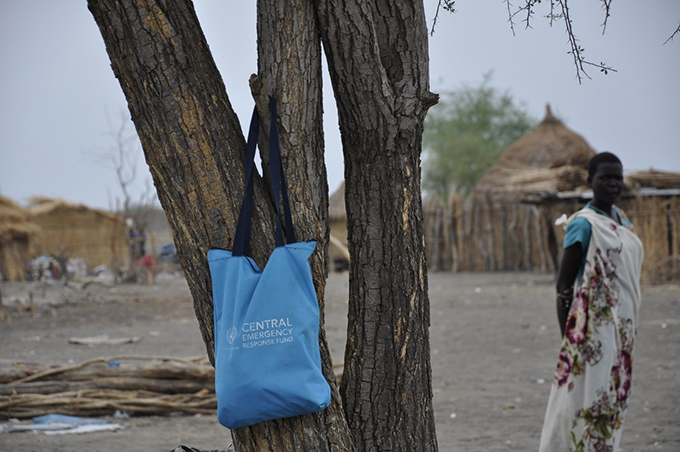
[
  {"xmin": 588, "ymin": 152, "xmax": 622, "ymax": 179},
  {"xmin": 588, "ymin": 152, "xmax": 624, "ymax": 208}
]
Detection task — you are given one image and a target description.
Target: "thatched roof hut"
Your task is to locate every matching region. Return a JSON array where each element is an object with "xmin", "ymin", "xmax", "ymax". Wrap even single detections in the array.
[
  {"xmin": 0, "ymin": 196, "xmax": 41, "ymax": 281},
  {"xmin": 444, "ymin": 105, "xmax": 599, "ymax": 273},
  {"xmin": 328, "ymin": 181, "xmax": 347, "ymax": 223},
  {"xmin": 423, "ymin": 104, "xmax": 680, "ymax": 283},
  {"xmin": 328, "ymin": 182, "xmax": 350, "ymax": 271},
  {"xmin": 475, "ymin": 104, "xmax": 596, "ymax": 197},
  {"xmin": 28, "ymin": 199, "xmax": 131, "ymax": 272}
]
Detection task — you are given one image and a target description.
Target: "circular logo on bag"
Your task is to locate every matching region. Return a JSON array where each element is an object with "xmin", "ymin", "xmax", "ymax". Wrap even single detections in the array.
[{"xmin": 226, "ymin": 327, "xmax": 238, "ymax": 345}]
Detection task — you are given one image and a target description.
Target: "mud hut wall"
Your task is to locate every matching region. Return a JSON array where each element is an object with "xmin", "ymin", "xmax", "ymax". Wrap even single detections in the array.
[
  {"xmin": 31, "ymin": 208, "xmax": 131, "ymax": 272},
  {"xmin": 0, "ymin": 239, "xmax": 31, "ymax": 281},
  {"xmin": 672, "ymin": 197, "xmax": 680, "ymax": 271},
  {"xmin": 0, "ymin": 197, "xmax": 41, "ymax": 282},
  {"xmin": 672, "ymin": 197, "xmax": 680, "ymax": 278},
  {"xmin": 329, "ymin": 218, "xmax": 349, "ymax": 266}
]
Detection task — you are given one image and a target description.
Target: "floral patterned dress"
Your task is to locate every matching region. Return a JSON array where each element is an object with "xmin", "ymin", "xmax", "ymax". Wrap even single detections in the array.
[{"xmin": 539, "ymin": 207, "xmax": 644, "ymax": 452}]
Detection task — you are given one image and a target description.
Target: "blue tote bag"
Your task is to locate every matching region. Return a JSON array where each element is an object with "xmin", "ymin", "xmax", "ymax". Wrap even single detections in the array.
[{"xmin": 207, "ymin": 97, "xmax": 331, "ymax": 429}]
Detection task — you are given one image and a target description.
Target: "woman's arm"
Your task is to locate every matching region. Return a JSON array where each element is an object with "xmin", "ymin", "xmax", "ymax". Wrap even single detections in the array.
[{"xmin": 555, "ymin": 243, "xmax": 583, "ymax": 336}]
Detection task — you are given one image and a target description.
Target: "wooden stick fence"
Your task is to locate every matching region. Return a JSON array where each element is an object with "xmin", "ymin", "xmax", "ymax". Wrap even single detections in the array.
[{"xmin": 424, "ymin": 193, "xmax": 680, "ymax": 284}]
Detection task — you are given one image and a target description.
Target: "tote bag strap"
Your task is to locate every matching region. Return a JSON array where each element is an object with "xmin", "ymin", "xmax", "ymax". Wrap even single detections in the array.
[
  {"xmin": 268, "ymin": 96, "xmax": 296, "ymax": 248},
  {"xmin": 232, "ymin": 97, "xmax": 296, "ymax": 257},
  {"xmin": 232, "ymin": 107, "xmax": 259, "ymax": 257}
]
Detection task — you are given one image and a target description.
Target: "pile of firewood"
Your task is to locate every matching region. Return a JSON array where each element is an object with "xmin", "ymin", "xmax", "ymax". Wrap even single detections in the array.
[{"xmin": 0, "ymin": 356, "xmax": 216, "ymax": 420}]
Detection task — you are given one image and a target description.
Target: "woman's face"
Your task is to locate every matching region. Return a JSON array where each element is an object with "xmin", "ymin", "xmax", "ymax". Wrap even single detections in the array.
[{"xmin": 590, "ymin": 162, "xmax": 624, "ymax": 205}]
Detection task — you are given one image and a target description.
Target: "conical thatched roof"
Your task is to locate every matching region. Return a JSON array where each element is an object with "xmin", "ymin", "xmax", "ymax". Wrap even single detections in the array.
[{"xmin": 475, "ymin": 105, "xmax": 596, "ymax": 195}]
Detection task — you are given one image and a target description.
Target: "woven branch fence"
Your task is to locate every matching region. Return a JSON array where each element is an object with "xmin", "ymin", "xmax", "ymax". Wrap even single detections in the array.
[{"xmin": 424, "ymin": 193, "xmax": 680, "ymax": 284}]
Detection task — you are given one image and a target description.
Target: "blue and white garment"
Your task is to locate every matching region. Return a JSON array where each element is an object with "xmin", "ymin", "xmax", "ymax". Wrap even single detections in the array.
[{"xmin": 563, "ymin": 203, "xmax": 634, "ymax": 281}]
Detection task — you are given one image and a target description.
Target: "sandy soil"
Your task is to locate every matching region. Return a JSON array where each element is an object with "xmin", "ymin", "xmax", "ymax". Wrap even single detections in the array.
[{"xmin": 1, "ymin": 272, "xmax": 678, "ymax": 452}]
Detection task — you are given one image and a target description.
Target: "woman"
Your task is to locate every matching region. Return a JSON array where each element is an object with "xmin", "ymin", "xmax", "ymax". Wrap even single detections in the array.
[{"xmin": 539, "ymin": 152, "xmax": 644, "ymax": 452}]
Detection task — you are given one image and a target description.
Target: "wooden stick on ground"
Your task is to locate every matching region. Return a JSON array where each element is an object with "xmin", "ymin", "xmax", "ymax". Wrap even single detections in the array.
[{"xmin": 8, "ymin": 355, "xmax": 206, "ymax": 385}]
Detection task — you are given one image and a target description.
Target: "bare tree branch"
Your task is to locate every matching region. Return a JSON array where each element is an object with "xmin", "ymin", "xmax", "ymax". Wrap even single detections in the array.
[
  {"xmin": 549, "ymin": 0, "xmax": 558, "ymax": 27},
  {"xmin": 664, "ymin": 23, "xmax": 680, "ymax": 45},
  {"xmin": 559, "ymin": 0, "xmax": 618, "ymax": 82},
  {"xmin": 503, "ymin": 0, "xmax": 616, "ymax": 83},
  {"xmin": 437, "ymin": 0, "xmax": 623, "ymax": 83},
  {"xmin": 430, "ymin": 0, "xmax": 456, "ymax": 36},
  {"xmin": 600, "ymin": 0, "xmax": 613, "ymax": 34},
  {"xmin": 88, "ymin": 110, "xmax": 153, "ymax": 215},
  {"xmin": 505, "ymin": 0, "xmax": 518, "ymax": 36},
  {"xmin": 558, "ymin": 0, "xmax": 586, "ymax": 82},
  {"xmin": 504, "ymin": 0, "xmax": 545, "ymax": 35}
]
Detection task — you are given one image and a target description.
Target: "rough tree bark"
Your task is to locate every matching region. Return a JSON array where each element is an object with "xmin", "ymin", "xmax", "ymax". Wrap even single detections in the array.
[
  {"xmin": 87, "ymin": 0, "xmax": 354, "ymax": 450},
  {"xmin": 316, "ymin": 0, "xmax": 439, "ymax": 450}
]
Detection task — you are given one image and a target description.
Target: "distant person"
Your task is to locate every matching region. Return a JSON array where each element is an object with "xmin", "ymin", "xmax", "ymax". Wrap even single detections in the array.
[
  {"xmin": 138, "ymin": 229, "xmax": 147, "ymax": 257},
  {"xmin": 539, "ymin": 152, "xmax": 644, "ymax": 452}
]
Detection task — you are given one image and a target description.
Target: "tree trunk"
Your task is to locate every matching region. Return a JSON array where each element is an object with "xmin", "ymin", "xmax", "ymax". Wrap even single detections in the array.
[
  {"xmin": 87, "ymin": 0, "xmax": 354, "ymax": 450},
  {"xmin": 316, "ymin": 1, "xmax": 439, "ymax": 450}
]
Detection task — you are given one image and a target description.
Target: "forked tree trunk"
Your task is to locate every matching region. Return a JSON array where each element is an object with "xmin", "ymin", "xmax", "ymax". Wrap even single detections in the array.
[
  {"xmin": 89, "ymin": 0, "xmax": 439, "ymax": 450},
  {"xmin": 316, "ymin": 0, "xmax": 439, "ymax": 450},
  {"xmin": 87, "ymin": 0, "xmax": 354, "ymax": 450}
]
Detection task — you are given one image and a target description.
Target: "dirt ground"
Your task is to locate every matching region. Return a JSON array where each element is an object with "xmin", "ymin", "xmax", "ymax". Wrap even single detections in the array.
[{"xmin": 1, "ymin": 271, "xmax": 678, "ymax": 452}]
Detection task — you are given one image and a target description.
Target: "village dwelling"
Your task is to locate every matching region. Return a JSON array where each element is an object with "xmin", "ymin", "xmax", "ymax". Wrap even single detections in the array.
[
  {"xmin": 28, "ymin": 198, "xmax": 131, "ymax": 277},
  {"xmin": 328, "ymin": 182, "xmax": 350, "ymax": 272},
  {"xmin": 0, "ymin": 196, "xmax": 41, "ymax": 282},
  {"xmin": 423, "ymin": 105, "xmax": 680, "ymax": 284}
]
